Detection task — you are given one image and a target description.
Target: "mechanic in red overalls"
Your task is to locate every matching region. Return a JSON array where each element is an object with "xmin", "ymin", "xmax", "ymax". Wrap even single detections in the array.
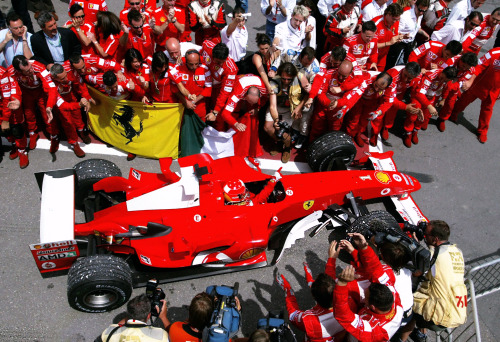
[{"xmin": 170, "ymin": 49, "xmax": 212, "ymax": 121}]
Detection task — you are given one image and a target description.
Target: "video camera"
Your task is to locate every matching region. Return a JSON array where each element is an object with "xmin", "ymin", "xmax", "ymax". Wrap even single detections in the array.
[
  {"xmin": 146, "ymin": 279, "xmax": 165, "ymax": 318},
  {"xmin": 275, "ymin": 121, "xmax": 291, "ymax": 140},
  {"xmin": 403, "ymin": 220, "xmax": 427, "ymax": 241},
  {"xmin": 204, "ymin": 283, "xmax": 241, "ymax": 342},
  {"xmin": 350, "ymin": 218, "xmax": 431, "ymax": 275},
  {"xmin": 257, "ymin": 311, "xmax": 297, "ymax": 342}
]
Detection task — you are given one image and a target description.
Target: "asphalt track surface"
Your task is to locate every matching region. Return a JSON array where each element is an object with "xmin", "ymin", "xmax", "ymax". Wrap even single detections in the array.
[{"xmin": 0, "ymin": 0, "xmax": 499, "ymax": 341}]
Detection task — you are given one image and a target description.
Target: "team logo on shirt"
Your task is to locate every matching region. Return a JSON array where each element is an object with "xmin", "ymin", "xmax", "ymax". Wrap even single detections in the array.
[
  {"xmin": 353, "ymin": 44, "xmax": 364, "ymax": 54},
  {"xmin": 379, "ymin": 29, "xmax": 385, "ymax": 35},
  {"xmin": 182, "ymin": 74, "xmax": 189, "ymax": 80},
  {"xmin": 88, "ymin": 4, "xmax": 99, "ymax": 10},
  {"xmin": 428, "ymin": 51, "xmax": 438, "ymax": 60}
]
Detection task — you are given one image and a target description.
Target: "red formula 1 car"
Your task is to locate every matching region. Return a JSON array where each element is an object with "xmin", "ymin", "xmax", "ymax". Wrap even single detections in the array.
[{"xmin": 30, "ymin": 132, "xmax": 427, "ymax": 313}]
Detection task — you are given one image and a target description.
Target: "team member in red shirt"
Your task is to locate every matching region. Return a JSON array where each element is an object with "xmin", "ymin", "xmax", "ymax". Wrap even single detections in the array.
[
  {"xmin": 462, "ymin": 8, "xmax": 500, "ymax": 55},
  {"xmin": 344, "ymin": 71, "xmax": 395, "ymax": 147},
  {"xmin": 381, "ymin": 62, "xmax": 422, "ymax": 141},
  {"xmin": 404, "ymin": 66, "xmax": 457, "ymax": 147},
  {"xmin": 119, "ymin": 9, "xmax": 155, "ymax": 62},
  {"xmin": 64, "ymin": 54, "xmax": 124, "ymax": 83},
  {"xmin": 153, "ymin": 0, "xmax": 186, "ymax": 48},
  {"xmin": 120, "ymin": 0, "xmax": 152, "ymax": 26},
  {"xmin": 9, "ymin": 56, "xmax": 58, "ymax": 153},
  {"xmin": 343, "ymin": 20, "xmax": 379, "ymax": 71},
  {"xmin": 408, "ymin": 40, "xmax": 461, "ymax": 73},
  {"xmin": 88, "ymin": 70, "xmax": 138, "ymax": 100},
  {"xmin": 0, "ymin": 67, "xmax": 29, "ymax": 168},
  {"xmin": 170, "ymin": 50, "xmax": 212, "ymax": 121},
  {"xmin": 50, "ymin": 63, "xmax": 93, "ymax": 157},
  {"xmin": 323, "ymin": 0, "xmax": 361, "ymax": 52},
  {"xmin": 276, "ymin": 241, "xmax": 347, "ymax": 342},
  {"xmin": 202, "ymin": 42, "xmax": 239, "ymax": 130},
  {"xmin": 374, "ymin": 3, "xmax": 404, "ymax": 71},
  {"xmin": 68, "ymin": 0, "xmax": 108, "ymax": 25},
  {"xmin": 87, "ymin": 12, "xmax": 123, "ymax": 60},
  {"xmin": 319, "ymin": 46, "xmax": 347, "ymax": 73},
  {"xmin": 63, "ymin": 4, "xmax": 94, "ymax": 55},
  {"xmin": 451, "ymin": 47, "xmax": 500, "ymax": 144},
  {"xmin": 122, "ymin": 48, "xmax": 150, "ymax": 101},
  {"xmin": 188, "ymin": 0, "xmax": 226, "ymax": 45},
  {"xmin": 123, "ymin": 0, "xmax": 156, "ymax": 13},
  {"xmin": 219, "ymin": 75, "xmax": 268, "ymax": 158},
  {"xmin": 144, "ymin": 51, "xmax": 174, "ymax": 103},
  {"xmin": 308, "ymin": 60, "xmax": 368, "ymax": 142},
  {"xmin": 436, "ymin": 53, "xmax": 478, "ymax": 132},
  {"xmin": 334, "ymin": 233, "xmax": 404, "ymax": 342}
]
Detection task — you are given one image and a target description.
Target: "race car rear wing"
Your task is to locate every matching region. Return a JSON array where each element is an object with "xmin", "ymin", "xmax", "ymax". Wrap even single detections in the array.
[{"xmin": 30, "ymin": 169, "xmax": 79, "ymax": 274}]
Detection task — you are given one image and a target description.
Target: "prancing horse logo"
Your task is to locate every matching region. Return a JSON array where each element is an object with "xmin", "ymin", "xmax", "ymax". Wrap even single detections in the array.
[{"xmin": 113, "ymin": 105, "xmax": 143, "ymax": 144}]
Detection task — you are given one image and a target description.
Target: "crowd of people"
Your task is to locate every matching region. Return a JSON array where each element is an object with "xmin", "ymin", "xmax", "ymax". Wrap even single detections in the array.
[
  {"xmin": 94, "ymin": 220, "xmax": 467, "ymax": 342},
  {"xmin": 0, "ymin": 0, "xmax": 499, "ymax": 169}
]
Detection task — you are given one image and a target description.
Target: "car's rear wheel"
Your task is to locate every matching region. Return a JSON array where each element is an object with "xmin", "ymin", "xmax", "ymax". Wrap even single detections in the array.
[
  {"xmin": 67, "ymin": 255, "xmax": 133, "ymax": 313},
  {"xmin": 347, "ymin": 210, "xmax": 399, "ymax": 237},
  {"xmin": 307, "ymin": 132, "xmax": 356, "ymax": 172},
  {"xmin": 73, "ymin": 159, "xmax": 122, "ymax": 210}
]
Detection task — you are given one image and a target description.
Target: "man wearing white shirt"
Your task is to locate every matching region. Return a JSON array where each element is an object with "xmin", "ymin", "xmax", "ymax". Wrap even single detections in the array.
[
  {"xmin": 0, "ymin": 12, "xmax": 33, "ymax": 68},
  {"xmin": 318, "ymin": 0, "xmax": 345, "ymax": 17},
  {"xmin": 221, "ymin": 7, "xmax": 248, "ymax": 62},
  {"xmin": 444, "ymin": 0, "xmax": 485, "ymax": 27},
  {"xmin": 362, "ymin": 0, "xmax": 389, "ymax": 22},
  {"xmin": 273, "ymin": 5, "xmax": 312, "ymax": 55},
  {"xmin": 261, "ymin": 0, "xmax": 297, "ymax": 40},
  {"xmin": 431, "ymin": 11, "xmax": 483, "ymax": 44},
  {"xmin": 385, "ymin": 0, "xmax": 430, "ymax": 69}
]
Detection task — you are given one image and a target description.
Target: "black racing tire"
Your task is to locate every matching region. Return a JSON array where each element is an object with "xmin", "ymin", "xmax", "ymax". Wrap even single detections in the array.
[
  {"xmin": 307, "ymin": 132, "xmax": 356, "ymax": 172},
  {"xmin": 347, "ymin": 210, "xmax": 399, "ymax": 237},
  {"xmin": 67, "ymin": 255, "xmax": 133, "ymax": 313},
  {"xmin": 74, "ymin": 159, "xmax": 122, "ymax": 210}
]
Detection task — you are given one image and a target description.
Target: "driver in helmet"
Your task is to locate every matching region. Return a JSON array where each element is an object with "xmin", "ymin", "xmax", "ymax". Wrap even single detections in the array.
[{"xmin": 223, "ymin": 171, "xmax": 282, "ymax": 206}]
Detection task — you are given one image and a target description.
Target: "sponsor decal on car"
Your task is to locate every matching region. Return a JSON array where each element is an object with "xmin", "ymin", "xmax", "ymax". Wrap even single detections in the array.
[
  {"xmin": 303, "ymin": 200, "xmax": 314, "ymax": 210},
  {"xmin": 374, "ymin": 171, "xmax": 391, "ymax": 184}
]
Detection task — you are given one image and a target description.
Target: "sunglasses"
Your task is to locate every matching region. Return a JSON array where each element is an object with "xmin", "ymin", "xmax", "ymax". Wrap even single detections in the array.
[
  {"xmin": 129, "ymin": 1, "xmax": 141, "ymax": 5},
  {"xmin": 281, "ymin": 77, "xmax": 294, "ymax": 81},
  {"xmin": 132, "ymin": 24, "xmax": 144, "ymax": 29},
  {"xmin": 469, "ymin": 22, "xmax": 480, "ymax": 27},
  {"xmin": 74, "ymin": 14, "xmax": 85, "ymax": 19},
  {"xmin": 417, "ymin": 7, "xmax": 427, "ymax": 13}
]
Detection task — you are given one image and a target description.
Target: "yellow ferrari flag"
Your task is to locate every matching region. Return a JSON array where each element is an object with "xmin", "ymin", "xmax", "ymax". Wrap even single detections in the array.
[{"xmin": 87, "ymin": 87, "xmax": 184, "ymax": 159}]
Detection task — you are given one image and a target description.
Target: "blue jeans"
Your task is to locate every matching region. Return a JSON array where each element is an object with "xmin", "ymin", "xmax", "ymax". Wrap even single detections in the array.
[
  {"xmin": 235, "ymin": 0, "xmax": 248, "ymax": 13},
  {"xmin": 266, "ymin": 20, "xmax": 277, "ymax": 41}
]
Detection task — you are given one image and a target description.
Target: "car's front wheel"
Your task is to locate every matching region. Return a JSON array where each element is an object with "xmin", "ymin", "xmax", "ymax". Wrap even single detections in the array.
[
  {"xmin": 307, "ymin": 132, "xmax": 356, "ymax": 172},
  {"xmin": 67, "ymin": 255, "xmax": 133, "ymax": 313}
]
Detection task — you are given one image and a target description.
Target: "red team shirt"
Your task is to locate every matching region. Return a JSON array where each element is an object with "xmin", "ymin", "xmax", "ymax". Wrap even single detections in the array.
[
  {"xmin": 408, "ymin": 41, "xmax": 452, "ymax": 70},
  {"xmin": 63, "ymin": 20, "xmax": 95, "ymax": 55},
  {"xmin": 462, "ymin": 15, "xmax": 499, "ymax": 55},
  {"xmin": 343, "ymin": 34, "xmax": 379, "ymax": 68},
  {"xmin": 68, "ymin": 0, "xmax": 108, "ymax": 24},
  {"xmin": 200, "ymin": 40, "xmax": 238, "ymax": 113},
  {"xmin": 153, "ymin": 6, "xmax": 186, "ymax": 46},
  {"xmin": 374, "ymin": 16, "xmax": 400, "ymax": 70}
]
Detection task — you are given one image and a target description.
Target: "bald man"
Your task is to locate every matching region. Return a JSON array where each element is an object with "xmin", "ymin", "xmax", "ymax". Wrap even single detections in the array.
[
  {"xmin": 164, "ymin": 37, "xmax": 201, "ymax": 66},
  {"xmin": 169, "ymin": 49, "xmax": 212, "ymax": 121},
  {"xmin": 308, "ymin": 60, "xmax": 369, "ymax": 142},
  {"xmin": 344, "ymin": 72, "xmax": 395, "ymax": 147}
]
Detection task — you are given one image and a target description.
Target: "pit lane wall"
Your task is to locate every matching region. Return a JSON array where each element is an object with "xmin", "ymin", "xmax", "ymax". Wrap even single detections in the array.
[{"xmin": 87, "ymin": 87, "xmax": 183, "ymax": 159}]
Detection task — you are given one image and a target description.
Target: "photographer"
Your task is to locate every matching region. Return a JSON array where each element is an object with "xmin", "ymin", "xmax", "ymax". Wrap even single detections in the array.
[
  {"xmin": 96, "ymin": 294, "xmax": 169, "ymax": 342},
  {"xmin": 264, "ymin": 62, "xmax": 307, "ymax": 163},
  {"xmin": 334, "ymin": 233, "xmax": 404, "ymax": 341},
  {"xmin": 167, "ymin": 292, "xmax": 213, "ymax": 341},
  {"xmin": 400, "ymin": 220, "xmax": 467, "ymax": 342}
]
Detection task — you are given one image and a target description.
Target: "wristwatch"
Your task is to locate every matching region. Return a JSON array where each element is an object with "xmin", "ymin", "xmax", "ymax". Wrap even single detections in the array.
[{"xmin": 171, "ymin": 17, "xmax": 177, "ymax": 23}]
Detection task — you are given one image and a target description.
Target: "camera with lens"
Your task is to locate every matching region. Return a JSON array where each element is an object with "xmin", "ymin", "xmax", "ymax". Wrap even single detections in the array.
[
  {"xmin": 257, "ymin": 311, "xmax": 296, "ymax": 342},
  {"xmin": 403, "ymin": 220, "xmax": 427, "ymax": 241},
  {"xmin": 275, "ymin": 121, "xmax": 291, "ymax": 140},
  {"xmin": 146, "ymin": 279, "xmax": 165, "ymax": 318},
  {"xmin": 204, "ymin": 283, "xmax": 240, "ymax": 342}
]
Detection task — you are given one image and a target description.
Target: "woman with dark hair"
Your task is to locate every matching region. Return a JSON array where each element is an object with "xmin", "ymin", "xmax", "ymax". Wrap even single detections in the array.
[
  {"xmin": 241, "ymin": 33, "xmax": 280, "ymax": 93},
  {"xmin": 123, "ymin": 48, "xmax": 149, "ymax": 100},
  {"xmin": 143, "ymin": 51, "xmax": 172, "ymax": 103},
  {"xmin": 87, "ymin": 11, "xmax": 123, "ymax": 60},
  {"xmin": 63, "ymin": 4, "xmax": 94, "ymax": 55}
]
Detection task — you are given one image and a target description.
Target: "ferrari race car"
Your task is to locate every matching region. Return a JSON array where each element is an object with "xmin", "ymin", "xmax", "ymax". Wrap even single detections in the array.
[{"xmin": 30, "ymin": 132, "xmax": 427, "ymax": 313}]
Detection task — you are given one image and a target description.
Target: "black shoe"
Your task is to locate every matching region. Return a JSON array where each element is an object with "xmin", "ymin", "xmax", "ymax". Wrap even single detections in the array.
[
  {"xmin": 295, "ymin": 135, "xmax": 306, "ymax": 149},
  {"xmin": 409, "ymin": 328, "xmax": 427, "ymax": 342}
]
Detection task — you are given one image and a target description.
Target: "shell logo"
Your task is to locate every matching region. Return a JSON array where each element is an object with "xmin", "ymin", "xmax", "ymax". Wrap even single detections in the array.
[
  {"xmin": 240, "ymin": 248, "xmax": 264, "ymax": 260},
  {"xmin": 374, "ymin": 171, "xmax": 391, "ymax": 184}
]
